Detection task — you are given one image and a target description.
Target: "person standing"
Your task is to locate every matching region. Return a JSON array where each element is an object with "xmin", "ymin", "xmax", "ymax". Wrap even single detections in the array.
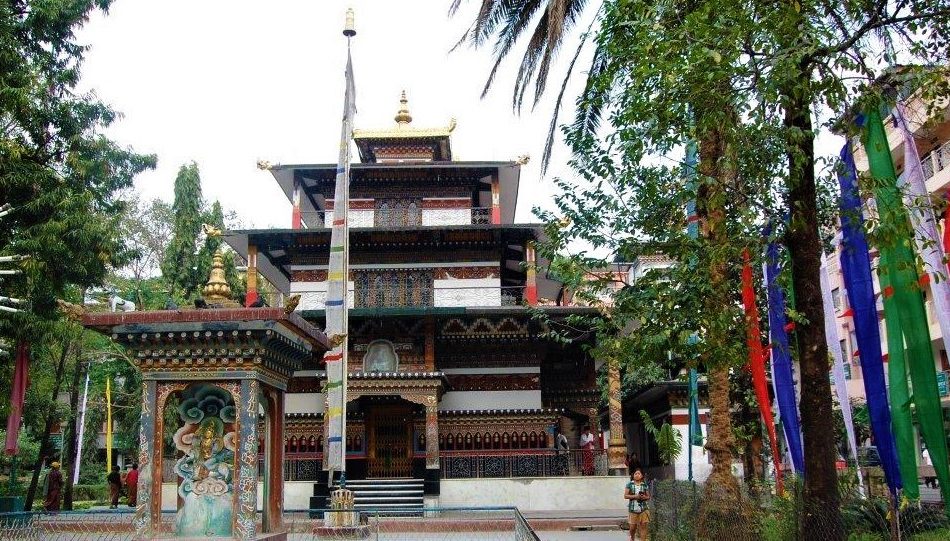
[
  {"xmin": 42, "ymin": 462, "xmax": 63, "ymax": 512},
  {"xmin": 922, "ymin": 445, "xmax": 937, "ymax": 489},
  {"xmin": 107, "ymin": 466, "xmax": 122, "ymax": 509},
  {"xmin": 554, "ymin": 428, "xmax": 570, "ymax": 475},
  {"xmin": 125, "ymin": 463, "xmax": 139, "ymax": 507},
  {"xmin": 625, "ymin": 469, "xmax": 651, "ymax": 541},
  {"xmin": 580, "ymin": 426, "xmax": 595, "ymax": 475}
]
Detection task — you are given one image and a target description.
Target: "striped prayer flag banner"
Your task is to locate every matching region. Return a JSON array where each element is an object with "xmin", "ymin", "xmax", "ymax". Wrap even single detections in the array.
[{"xmin": 323, "ymin": 46, "xmax": 357, "ymax": 474}]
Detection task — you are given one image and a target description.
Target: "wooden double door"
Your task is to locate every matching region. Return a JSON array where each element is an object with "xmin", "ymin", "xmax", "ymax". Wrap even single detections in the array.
[{"xmin": 367, "ymin": 404, "xmax": 413, "ymax": 478}]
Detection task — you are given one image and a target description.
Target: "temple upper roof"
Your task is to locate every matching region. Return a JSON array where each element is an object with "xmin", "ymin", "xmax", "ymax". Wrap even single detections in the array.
[{"xmin": 352, "ymin": 91, "xmax": 455, "ymax": 162}]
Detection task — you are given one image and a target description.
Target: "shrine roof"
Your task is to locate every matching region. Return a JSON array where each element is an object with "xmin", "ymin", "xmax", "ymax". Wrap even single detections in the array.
[
  {"xmin": 264, "ymin": 161, "xmax": 522, "ymax": 225},
  {"xmin": 225, "ymin": 223, "xmax": 550, "ymax": 293},
  {"xmin": 82, "ymin": 307, "xmax": 330, "ymax": 350}
]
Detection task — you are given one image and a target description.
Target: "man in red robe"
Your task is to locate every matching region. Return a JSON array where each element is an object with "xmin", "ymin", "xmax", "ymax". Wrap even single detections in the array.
[
  {"xmin": 43, "ymin": 462, "xmax": 63, "ymax": 511},
  {"xmin": 125, "ymin": 463, "xmax": 139, "ymax": 507}
]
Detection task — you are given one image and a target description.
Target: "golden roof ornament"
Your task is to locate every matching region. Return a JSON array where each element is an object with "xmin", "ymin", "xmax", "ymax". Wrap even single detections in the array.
[
  {"xmin": 394, "ymin": 90, "xmax": 413, "ymax": 125},
  {"xmin": 202, "ymin": 250, "xmax": 239, "ymax": 307}
]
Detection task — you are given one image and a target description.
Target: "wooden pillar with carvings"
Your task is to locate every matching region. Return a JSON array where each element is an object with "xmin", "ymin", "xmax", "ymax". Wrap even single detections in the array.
[
  {"xmin": 424, "ymin": 396, "xmax": 440, "ymax": 499},
  {"xmin": 263, "ymin": 388, "xmax": 285, "ymax": 532},
  {"xmin": 606, "ymin": 360, "xmax": 628, "ymax": 475}
]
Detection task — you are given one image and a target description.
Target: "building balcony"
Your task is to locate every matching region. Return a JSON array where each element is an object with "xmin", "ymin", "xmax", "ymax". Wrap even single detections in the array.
[
  {"xmin": 301, "ymin": 206, "xmax": 493, "ymax": 228},
  {"xmin": 921, "ymin": 139, "xmax": 950, "ymax": 194},
  {"xmin": 290, "ymin": 280, "xmax": 527, "ymax": 311}
]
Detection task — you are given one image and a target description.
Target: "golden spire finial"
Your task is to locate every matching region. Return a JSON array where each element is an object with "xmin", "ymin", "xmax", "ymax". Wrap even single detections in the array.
[
  {"xmin": 202, "ymin": 250, "xmax": 239, "ymax": 307},
  {"xmin": 394, "ymin": 90, "xmax": 413, "ymax": 125}
]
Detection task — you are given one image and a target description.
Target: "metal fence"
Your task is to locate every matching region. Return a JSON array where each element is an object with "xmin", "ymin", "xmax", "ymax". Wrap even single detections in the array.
[
  {"xmin": 0, "ymin": 507, "xmax": 540, "ymax": 540},
  {"xmin": 440, "ymin": 449, "xmax": 609, "ymax": 479},
  {"xmin": 643, "ymin": 479, "xmax": 949, "ymax": 541}
]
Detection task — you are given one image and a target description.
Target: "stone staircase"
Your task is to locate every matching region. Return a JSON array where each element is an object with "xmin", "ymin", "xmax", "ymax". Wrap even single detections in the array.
[{"xmin": 331, "ymin": 478, "xmax": 425, "ymax": 513}]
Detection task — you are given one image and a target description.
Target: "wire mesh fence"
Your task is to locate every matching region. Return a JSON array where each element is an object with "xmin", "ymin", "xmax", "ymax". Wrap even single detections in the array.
[
  {"xmin": 0, "ymin": 507, "xmax": 541, "ymax": 540},
  {"xmin": 642, "ymin": 479, "xmax": 949, "ymax": 541}
]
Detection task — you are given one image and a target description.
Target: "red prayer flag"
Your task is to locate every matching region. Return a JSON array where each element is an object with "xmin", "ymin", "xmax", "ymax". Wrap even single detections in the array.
[
  {"xmin": 741, "ymin": 249, "xmax": 784, "ymax": 495},
  {"xmin": 5, "ymin": 342, "xmax": 29, "ymax": 455},
  {"xmin": 944, "ymin": 195, "xmax": 950, "ymax": 275}
]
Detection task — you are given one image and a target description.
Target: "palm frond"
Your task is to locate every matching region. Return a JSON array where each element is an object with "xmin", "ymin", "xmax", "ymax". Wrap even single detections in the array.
[
  {"xmin": 541, "ymin": 25, "xmax": 594, "ymax": 172},
  {"xmin": 480, "ymin": 1, "xmax": 546, "ymax": 98}
]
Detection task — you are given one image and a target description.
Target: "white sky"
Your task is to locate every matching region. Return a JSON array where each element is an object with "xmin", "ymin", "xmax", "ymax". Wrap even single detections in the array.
[
  {"xmin": 77, "ymin": 1, "xmax": 845, "ymax": 235},
  {"xmin": 77, "ymin": 1, "xmax": 589, "ymax": 229}
]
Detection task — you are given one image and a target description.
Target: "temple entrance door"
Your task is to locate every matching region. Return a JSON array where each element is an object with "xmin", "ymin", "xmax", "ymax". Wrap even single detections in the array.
[{"xmin": 368, "ymin": 403, "xmax": 412, "ymax": 478}]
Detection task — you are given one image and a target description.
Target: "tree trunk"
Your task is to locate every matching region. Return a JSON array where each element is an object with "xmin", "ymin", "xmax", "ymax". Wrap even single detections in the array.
[
  {"xmin": 62, "ymin": 340, "xmax": 86, "ymax": 510},
  {"xmin": 782, "ymin": 72, "xmax": 843, "ymax": 539},
  {"xmin": 24, "ymin": 332, "xmax": 75, "ymax": 511}
]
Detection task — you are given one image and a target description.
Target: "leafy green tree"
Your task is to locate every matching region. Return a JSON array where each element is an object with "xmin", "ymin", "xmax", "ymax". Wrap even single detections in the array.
[
  {"xmin": 0, "ymin": 0, "xmax": 156, "ymax": 333},
  {"xmin": 162, "ymin": 162, "xmax": 204, "ymax": 298}
]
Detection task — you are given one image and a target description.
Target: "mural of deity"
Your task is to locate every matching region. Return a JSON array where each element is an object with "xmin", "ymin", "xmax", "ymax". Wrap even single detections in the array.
[{"xmin": 172, "ymin": 385, "xmax": 237, "ymax": 537}]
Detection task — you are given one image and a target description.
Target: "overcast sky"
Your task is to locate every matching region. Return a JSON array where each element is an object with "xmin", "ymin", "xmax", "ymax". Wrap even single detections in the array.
[{"xmin": 77, "ymin": 1, "xmax": 592, "ymax": 229}]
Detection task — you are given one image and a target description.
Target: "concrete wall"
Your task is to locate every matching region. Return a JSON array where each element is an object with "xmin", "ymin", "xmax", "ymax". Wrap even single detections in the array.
[
  {"xmin": 438, "ymin": 390, "xmax": 542, "ymax": 411},
  {"xmin": 286, "ymin": 393, "xmax": 323, "ymax": 414},
  {"xmin": 433, "ymin": 278, "xmax": 501, "ymax": 307},
  {"xmin": 440, "ymin": 477, "xmax": 629, "ymax": 511}
]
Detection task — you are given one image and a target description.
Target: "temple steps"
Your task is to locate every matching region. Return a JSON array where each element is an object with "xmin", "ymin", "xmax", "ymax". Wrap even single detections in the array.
[{"xmin": 332, "ymin": 478, "xmax": 425, "ymax": 513}]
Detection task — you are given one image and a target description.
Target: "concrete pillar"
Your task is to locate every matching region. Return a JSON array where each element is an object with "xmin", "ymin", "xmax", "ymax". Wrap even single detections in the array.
[
  {"xmin": 525, "ymin": 241, "xmax": 538, "ymax": 305},
  {"xmin": 245, "ymin": 244, "xmax": 259, "ymax": 307},
  {"xmin": 490, "ymin": 173, "xmax": 501, "ymax": 224},
  {"xmin": 292, "ymin": 177, "xmax": 302, "ymax": 229}
]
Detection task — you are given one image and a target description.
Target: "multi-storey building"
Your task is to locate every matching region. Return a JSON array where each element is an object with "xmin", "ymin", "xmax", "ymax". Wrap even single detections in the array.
[
  {"xmin": 826, "ymin": 87, "xmax": 950, "ymax": 420},
  {"xmin": 225, "ymin": 94, "xmax": 624, "ymax": 510}
]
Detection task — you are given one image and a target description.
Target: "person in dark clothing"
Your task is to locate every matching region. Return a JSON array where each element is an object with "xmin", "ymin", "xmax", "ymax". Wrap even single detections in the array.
[
  {"xmin": 107, "ymin": 466, "xmax": 122, "ymax": 509},
  {"xmin": 43, "ymin": 462, "xmax": 63, "ymax": 511}
]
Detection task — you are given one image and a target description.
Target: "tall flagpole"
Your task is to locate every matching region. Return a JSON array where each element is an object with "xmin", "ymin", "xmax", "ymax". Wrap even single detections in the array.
[{"xmin": 324, "ymin": 8, "xmax": 357, "ymax": 488}]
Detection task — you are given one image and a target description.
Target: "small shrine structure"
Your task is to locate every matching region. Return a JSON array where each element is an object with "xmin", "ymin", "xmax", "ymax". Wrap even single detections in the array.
[{"xmin": 83, "ymin": 252, "xmax": 329, "ymax": 540}]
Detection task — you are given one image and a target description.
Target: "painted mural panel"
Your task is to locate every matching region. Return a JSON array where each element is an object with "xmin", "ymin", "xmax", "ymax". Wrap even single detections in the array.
[{"xmin": 172, "ymin": 384, "xmax": 237, "ymax": 537}]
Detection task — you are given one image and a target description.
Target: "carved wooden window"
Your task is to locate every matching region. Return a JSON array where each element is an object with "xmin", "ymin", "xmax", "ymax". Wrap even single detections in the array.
[
  {"xmin": 375, "ymin": 198, "xmax": 422, "ymax": 227},
  {"xmin": 355, "ymin": 270, "xmax": 433, "ymax": 308}
]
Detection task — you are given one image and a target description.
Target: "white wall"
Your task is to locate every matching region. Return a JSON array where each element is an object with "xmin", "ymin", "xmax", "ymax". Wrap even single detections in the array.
[
  {"xmin": 434, "ymin": 278, "xmax": 501, "ymax": 307},
  {"xmin": 439, "ymin": 390, "xmax": 542, "ymax": 411},
  {"xmin": 286, "ymin": 393, "xmax": 324, "ymax": 414},
  {"xmin": 324, "ymin": 209, "xmax": 373, "ymax": 228},
  {"xmin": 422, "ymin": 208, "xmax": 472, "ymax": 226},
  {"xmin": 290, "ymin": 281, "xmax": 354, "ymax": 310},
  {"xmin": 440, "ymin": 477, "xmax": 628, "ymax": 511}
]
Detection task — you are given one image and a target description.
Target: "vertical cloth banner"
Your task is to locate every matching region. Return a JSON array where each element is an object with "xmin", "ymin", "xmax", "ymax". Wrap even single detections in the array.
[
  {"xmin": 837, "ymin": 141, "xmax": 902, "ymax": 495},
  {"xmin": 323, "ymin": 47, "xmax": 357, "ymax": 475},
  {"xmin": 741, "ymin": 250, "xmax": 784, "ymax": 494},
  {"xmin": 106, "ymin": 377, "xmax": 112, "ymax": 471},
  {"xmin": 864, "ymin": 108, "xmax": 950, "ymax": 505},
  {"xmin": 879, "ymin": 250, "xmax": 919, "ymax": 500},
  {"xmin": 4, "ymin": 342, "xmax": 29, "ymax": 455},
  {"xmin": 683, "ymin": 140, "xmax": 703, "ymax": 482},
  {"xmin": 73, "ymin": 370, "xmax": 90, "ymax": 485},
  {"xmin": 763, "ymin": 227, "xmax": 804, "ymax": 474},
  {"xmin": 819, "ymin": 252, "xmax": 864, "ymax": 495},
  {"xmin": 684, "ymin": 141, "xmax": 703, "ymax": 449},
  {"xmin": 895, "ymin": 102, "xmax": 950, "ymax": 352}
]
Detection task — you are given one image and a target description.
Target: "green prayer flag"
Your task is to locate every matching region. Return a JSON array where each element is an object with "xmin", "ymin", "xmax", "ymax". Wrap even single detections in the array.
[
  {"xmin": 864, "ymin": 108, "xmax": 950, "ymax": 506},
  {"xmin": 878, "ymin": 252, "xmax": 919, "ymax": 500},
  {"xmin": 688, "ymin": 368, "xmax": 703, "ymax": 446}
]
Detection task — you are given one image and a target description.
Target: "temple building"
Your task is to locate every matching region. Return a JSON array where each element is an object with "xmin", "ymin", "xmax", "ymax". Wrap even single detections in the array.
[{"xmin": 226, "ymin": 93, "xmax": 626, "ymax": 510}]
